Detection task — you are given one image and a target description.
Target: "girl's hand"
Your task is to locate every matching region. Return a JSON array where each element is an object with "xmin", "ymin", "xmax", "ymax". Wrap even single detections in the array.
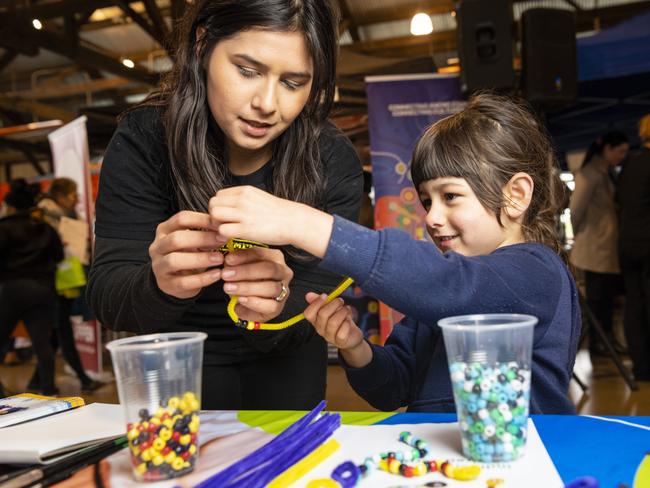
[
  {"xmin": 149, "ymin": 211, "xmax": 226, "ymax": 299},
  {"xmin": 304, "ymin": 292, "xmax": 364, "ymax": 351},
  {"xmin": 222, "ymin": 246, "xmax": 294, "ymax": 323},
  {"xmin": 208, "ymin": 186, "xmax": 333, "ymax": 258},
  {"xmin": 209, "ymin": 186, "xmax": 298, "ymax": 245}
]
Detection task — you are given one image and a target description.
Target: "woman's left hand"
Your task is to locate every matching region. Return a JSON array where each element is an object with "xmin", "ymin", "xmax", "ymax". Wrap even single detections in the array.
[{"xmin": 221, "ymin": 246, "xmax": 294, "ymax": 323}]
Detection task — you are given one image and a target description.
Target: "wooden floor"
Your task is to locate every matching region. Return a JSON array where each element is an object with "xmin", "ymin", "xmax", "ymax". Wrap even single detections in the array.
[{"xmin": 1, "ymin": 347, "xmax": 648, "ymax": 415}]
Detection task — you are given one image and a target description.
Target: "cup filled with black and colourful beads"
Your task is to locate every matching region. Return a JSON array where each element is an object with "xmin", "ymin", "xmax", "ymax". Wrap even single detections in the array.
[
  {"xmin": 438, "ymin": 314, "xmax": 537, "ymax": 463},
  {"xmin": 106, "ymin": 332, "xmax": 207, "ymax": 481},
  {"xmin": 126, "ymin": 392, "xmax": 200, "ymax": 481}
]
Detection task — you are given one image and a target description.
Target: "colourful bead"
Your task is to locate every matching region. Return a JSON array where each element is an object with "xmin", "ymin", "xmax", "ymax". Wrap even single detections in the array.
[
  {"xmin": 172, "ymin": 457, "xmax": 185, "ymax": 471},
  {"xmin": 452, "ymin": 465, "xmax": 481, "ymax": 481}
]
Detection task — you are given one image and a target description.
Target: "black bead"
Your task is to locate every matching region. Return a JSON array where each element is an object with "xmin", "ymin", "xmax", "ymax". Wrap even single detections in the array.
[{"xmin": 139, "ymin": 408, "xmax": 150, "ymax": 421}]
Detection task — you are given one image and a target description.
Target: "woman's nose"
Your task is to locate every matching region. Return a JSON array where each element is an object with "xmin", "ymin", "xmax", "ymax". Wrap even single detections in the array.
[{"xmin": 251, "ymin": 81, "xmax": 277, "ymax": 115}]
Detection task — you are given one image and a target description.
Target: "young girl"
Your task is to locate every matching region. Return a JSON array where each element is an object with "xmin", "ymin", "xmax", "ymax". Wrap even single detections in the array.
[
  {"xmin": 209, "ymin": 93, "xmax": 581, "ymax": 414},
  {"xmin": 88, "ymin": 0, "xmax": 363, "ymax": 410}
]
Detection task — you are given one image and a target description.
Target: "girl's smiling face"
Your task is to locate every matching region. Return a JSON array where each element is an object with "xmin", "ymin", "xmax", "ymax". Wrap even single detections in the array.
[{"xmin": 419, "ymin": 177, "xmax": 523, "ymax": 256}]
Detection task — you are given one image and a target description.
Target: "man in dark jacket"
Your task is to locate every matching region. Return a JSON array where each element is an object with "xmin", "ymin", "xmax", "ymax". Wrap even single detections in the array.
[
  {"xmin": 0, "ymin": 179, "xmax": 63, "ymax": 396},
  {"xmin": 617, "ymin": 115, "xmax": 650, "ymax": 381}
]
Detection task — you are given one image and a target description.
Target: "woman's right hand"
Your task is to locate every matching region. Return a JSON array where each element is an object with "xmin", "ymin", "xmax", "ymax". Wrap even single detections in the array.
[{"xmin": 149, "ymin": 211, "xmax": 227, "ymax": 299}]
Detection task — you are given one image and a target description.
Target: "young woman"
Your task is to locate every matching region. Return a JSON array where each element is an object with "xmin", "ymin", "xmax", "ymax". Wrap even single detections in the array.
[
  {"xmin": 209, "ymin": 93, "xmax": 582, "ymax": 414},
  {"xmin": 87, "ymin": 0, "xmax": 363, "ymax": 409}
]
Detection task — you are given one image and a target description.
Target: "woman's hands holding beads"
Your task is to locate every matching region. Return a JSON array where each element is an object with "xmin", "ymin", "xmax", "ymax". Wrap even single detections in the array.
[
  {"xmin": 222, "ymin": 245, "xmax": 294, "ymax": 323},
  {"xmin": 149, "ymin": 211, "xmax": 226, "ymax": 300},
  {"xmin": 304, "ymin": 292, "xmax": 372, "ymax": 368},
  {"xmin": 149, "ymin": 210, "xmax": 294, "ymax": 322}
]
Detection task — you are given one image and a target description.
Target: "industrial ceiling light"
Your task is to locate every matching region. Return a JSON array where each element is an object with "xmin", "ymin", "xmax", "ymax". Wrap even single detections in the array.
[
  {"xmin": 32, "ymin": 19, "xmax": 43, "ymax": 30},
  {"xmin": 410, "ymin": 13, "xmax": 433, "ymax": 36},
  {"xmin": 122, "ymin": 58, "xmax": 135, "ymax": 69}
]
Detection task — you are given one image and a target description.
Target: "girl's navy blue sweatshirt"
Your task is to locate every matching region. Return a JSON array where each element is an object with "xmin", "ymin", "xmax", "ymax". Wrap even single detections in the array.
[{"xmin": 321, "ymin": 216, "xmax": 581, "ymax": 414}]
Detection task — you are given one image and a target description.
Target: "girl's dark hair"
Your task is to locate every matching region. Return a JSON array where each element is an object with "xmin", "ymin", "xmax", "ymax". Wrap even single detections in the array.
[
  {"xmin": 411, "ymin": 92, "xmax": 564, "ymax": 253},
  {"xmin": 141, "ymin": 0, "xmax": 339, "ymax": 213},
  {"xmin": 581, "ymin": 131, "xmax": 628, "ymax": 167}
]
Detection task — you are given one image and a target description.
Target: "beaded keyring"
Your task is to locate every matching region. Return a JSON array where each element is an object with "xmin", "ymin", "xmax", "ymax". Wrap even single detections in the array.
[{"xmin": 220, "ymin": 238, "xmax": 354, "ymax": 331}]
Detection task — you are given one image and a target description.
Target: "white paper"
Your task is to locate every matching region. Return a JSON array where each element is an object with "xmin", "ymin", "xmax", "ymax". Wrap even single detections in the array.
[
  {"xmin": 58, "ymin": 216, "xmax": 89, "ymax": 264},
  {"xmin": 294, "ymin": 419, "xmax": 563, "ymax": 488},
  {"xmin": 0, "ymin": 403, "xmax": 125, "ymax": 464}
]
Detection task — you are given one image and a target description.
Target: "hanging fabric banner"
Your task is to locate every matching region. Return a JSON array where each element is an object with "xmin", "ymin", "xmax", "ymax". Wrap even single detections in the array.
[
  {"xmin": 365, "ymin": 73, "xmax": 464, "ymax": 342},
  {"xmin": 48, "ymin": 116, "xmax": 102, "ymax": 376}
]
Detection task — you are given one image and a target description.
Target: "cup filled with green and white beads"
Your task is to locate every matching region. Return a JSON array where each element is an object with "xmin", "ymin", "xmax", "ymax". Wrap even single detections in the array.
[
  {"xmin": 438, "ymin": 314, "xmax": 537, "ymax": 463},
  {"xmin": 106, "ymin": 332, "xmax": 207, "ymax": 481}
]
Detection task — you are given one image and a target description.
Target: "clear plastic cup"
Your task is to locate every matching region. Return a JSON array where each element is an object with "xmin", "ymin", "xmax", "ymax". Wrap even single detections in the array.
[
  {"xmin": 438, "ymin": 314, "xmax": 537, "ymax": 463},
  {"xmin": 106, "ymin": 332, "xmax": 206, "ymax": 482}
]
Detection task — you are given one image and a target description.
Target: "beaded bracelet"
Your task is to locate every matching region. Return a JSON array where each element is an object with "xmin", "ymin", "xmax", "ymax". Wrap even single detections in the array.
[
  {"xmin": 220, "ymin": 238, "xmax": 354, "ymax": 331},
  {"xmin": 329, "ymin": 431, "xmax": 481, "ymax": 486}
]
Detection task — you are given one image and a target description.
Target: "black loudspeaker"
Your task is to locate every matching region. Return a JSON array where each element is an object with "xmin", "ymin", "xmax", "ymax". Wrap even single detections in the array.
[
  {"xmin": 522, "ymin": 8, "xmax": 577, "ymax": 104},
  {"xmin": 456, "ymin": 0, "xmax": 515, "ymax": 95}
]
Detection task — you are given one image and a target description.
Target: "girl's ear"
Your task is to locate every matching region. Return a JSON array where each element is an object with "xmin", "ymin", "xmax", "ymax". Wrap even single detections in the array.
[{"xmin": 503, "ymin": 172, "xmax": 534, "ymax": 220}]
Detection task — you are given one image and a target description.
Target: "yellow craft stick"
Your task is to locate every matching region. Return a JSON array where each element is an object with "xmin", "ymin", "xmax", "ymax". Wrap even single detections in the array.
[{"xmin": 267, "ymin": 439, "xmax": 341, "ymax": 488}]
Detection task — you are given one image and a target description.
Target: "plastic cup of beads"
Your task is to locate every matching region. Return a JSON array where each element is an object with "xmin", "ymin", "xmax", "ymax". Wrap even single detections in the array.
[
  {"xmin": 438, "ymin": 314, "xmax": 537, "ymax": 463},
  {"xmin": 106, "ymin": 332, "xmax": 206, "ymax": 482}
]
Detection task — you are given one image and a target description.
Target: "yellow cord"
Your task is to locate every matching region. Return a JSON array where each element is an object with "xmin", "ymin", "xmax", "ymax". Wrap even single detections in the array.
[{"xmin": 222, "ymin": 239, "xmax": 354, "ymax": 331}]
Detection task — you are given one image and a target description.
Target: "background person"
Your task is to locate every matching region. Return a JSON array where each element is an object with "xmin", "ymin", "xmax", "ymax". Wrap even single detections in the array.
[
  {"xmin": 29, "ymin": 177, "xmax": 103, "ymax": 393},
  {"xmin": 0, "ymin": 179, "xmax": 63, "ymax": 397},
  {"xmin": 569, "ymin": 131, "xmax": 629, "ymax": 357},
  {"xmin": 617, "ymin": 115, "xmax": 650, "ymax": 381},
  {"xmin": 87, "ymin": 0, "xmax": 363, "ymax": 409}
]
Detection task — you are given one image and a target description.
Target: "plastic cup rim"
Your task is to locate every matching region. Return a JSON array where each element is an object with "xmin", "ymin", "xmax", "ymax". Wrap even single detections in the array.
[
  {"xmin": 438, "ymin": 313, "xmax": 538, "ymax": 332},
  {"xmin": 106, "ymin": 331, "xmax": 207, "ymax": 352}
]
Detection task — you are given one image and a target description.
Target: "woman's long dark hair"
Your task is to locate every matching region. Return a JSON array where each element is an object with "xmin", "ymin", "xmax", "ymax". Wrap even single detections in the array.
[
  {"xmin": 143, "ymin": 0, "xmax": 339, "ymax": 212},
  {"xmin": 581, "ymin": 131, "xmax": 628, "ymax": 168}
]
